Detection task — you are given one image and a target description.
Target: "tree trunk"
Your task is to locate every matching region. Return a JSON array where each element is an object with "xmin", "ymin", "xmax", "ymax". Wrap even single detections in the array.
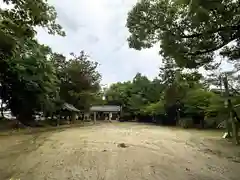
[
  {"xmin": 176, "ymin": 110, "xmax": 180, "ymax": 126},
  {"xmin": 0, "ymin": 100, "xmax": 4, "ymax": 117},
  {"xmin": 57, "ymin": 115, "xmax": 60, "ymax": 126},
  {"xmin": 223, "ymin": 76, "xmax": 232, "ymax": 137},
  {"xmin": 71, "ymin": 112, "xmax": 76, "ymax": 124},
  {"xmin": 235, "ymin": 120, "xmax": 239, "ymax": 144},
  {"xmin": 223, "ymin": 75, "xmax": 239, "ymax": 144},
  {"xmin": 231, "ymin": 115, "xmax": 239, "ymax": 144}
]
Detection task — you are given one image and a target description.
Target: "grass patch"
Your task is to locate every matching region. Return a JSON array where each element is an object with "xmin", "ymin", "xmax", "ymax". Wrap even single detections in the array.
[{"xmin": 0, "ymin": 121, "xmax": 97, "ymax": 136}]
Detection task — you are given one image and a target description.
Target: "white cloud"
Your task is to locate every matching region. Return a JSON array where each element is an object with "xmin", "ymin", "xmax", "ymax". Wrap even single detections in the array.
[{"xmin": 36, "ymin": 0, "xmax": 162, "ymax": 85}]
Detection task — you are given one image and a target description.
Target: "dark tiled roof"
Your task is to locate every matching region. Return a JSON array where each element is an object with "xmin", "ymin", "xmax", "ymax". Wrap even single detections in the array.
[{"xmin": 90, "ymin": 105, "xmax": 121, "ymax": 112}]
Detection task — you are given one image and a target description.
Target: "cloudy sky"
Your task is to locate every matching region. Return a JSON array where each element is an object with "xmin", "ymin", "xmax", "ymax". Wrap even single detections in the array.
[{"xmin": 36, "ymin": 0, "xmax": 162, "ymax": 86}]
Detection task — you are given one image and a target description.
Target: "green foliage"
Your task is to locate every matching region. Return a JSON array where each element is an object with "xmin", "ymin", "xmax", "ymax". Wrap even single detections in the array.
[
  {"xmin": 205, "ymin": 93, "xmax": 226, "ymax": 117},
  {"xmin": 127, "ymin": 0, "xmax": 240, "ymax": 69},
  {"xmin": 105, "ymin": 67, "xmax": 205, "ymax": 118},
  {"xmin": 0, "ymin": 0, "xmax": 66, "ymax": 124},
  {"xmin": 0, "ymin": 1, "xmax": 102, "ymax": 125},
  {"xmin": 143, "ymin": 101, "xmax": 165, "ymax": 116},
  {"xmin": 105, "ymin": 61, "xmax": 239, "ymax": 127},
  {"xmin": 0, "ymin": 0, "xmax": 65, "ymax": 57},
  {"xmin": 0, "ymin": 39, "xmax": 59, "ymax": 123},
  {"xmin": 183, "ymin": 89, "xmax": 213, "ymax": 114},
  {"xmin": 159, "ymin": 58, "xmax": 204, "ymax": 106},
  {"xmin": 1, "ymin": 0, "xmax": 240, "ymax": 129},
  {"xmin": 59, "ymin": 51, "xmax": 101, "ymax": 110},
  {"xmin": 105, "ymin": 73, "xmax": 165, "ymax": 116}
]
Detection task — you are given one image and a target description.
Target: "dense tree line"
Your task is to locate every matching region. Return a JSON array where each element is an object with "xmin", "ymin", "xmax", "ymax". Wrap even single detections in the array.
[
  {"xmin": 110, "ymin": 0, "xmax": 240, "ymax": 128},
  {"xmin": 0, "ymin": 0, "xmax": 101, "ymax": 125},
  {"xmin": 126, "ymin": 0, "xmax": 240, "ymax": 143},
  {"xmin": 1, "ymin": 0, "xmax": 240, "ymax": 141},
  {"xmin": 105, "ymin": 59, "xmax": 240, "ymax": 127}
]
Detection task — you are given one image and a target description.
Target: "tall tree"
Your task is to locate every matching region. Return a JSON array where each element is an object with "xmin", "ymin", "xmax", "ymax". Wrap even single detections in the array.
[
  {"xmin": 105, "ymin": 73, "xmax": 164, "ymax": 118},
  {"xmin": 1, "ymin": 40, "xmax": 59, "ymax": 124},
  {"xmin": 0, "ymin": 0, "xmax": 65, "ymax": 124},
  {"xmin": 59, "ymin": 51, "xmax": 101, "ymax": 111}
]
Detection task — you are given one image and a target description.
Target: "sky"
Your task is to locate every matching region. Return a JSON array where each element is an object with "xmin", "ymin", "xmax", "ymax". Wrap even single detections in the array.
[{"xmin": 36, "ymin": 0, "xmax": 162, "ymax": 86}]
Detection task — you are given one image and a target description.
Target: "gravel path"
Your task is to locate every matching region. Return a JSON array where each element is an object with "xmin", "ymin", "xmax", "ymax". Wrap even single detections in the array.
[{"xmin": 0, "ymin": 122, "xmax": 240, "ymax": 180}]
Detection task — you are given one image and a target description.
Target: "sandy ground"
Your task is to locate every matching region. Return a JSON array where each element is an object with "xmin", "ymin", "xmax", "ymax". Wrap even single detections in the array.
[{"xmin": 0, "ymin": 122, "xmax": 240, "ymax": 180}]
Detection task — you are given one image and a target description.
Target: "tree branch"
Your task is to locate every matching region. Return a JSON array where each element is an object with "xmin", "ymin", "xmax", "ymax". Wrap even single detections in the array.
[
  {"xmin": 187, "ymin": 35, "xmax": 237, "ymax": 56},
  {"xmin": 180, "ymin": 25, "xmax": 240, "ymax": 38}
]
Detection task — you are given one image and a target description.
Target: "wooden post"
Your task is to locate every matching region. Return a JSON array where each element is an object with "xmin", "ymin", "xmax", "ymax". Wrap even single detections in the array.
[
  {"xmin": 71, "ymin": 112, "xmax": 77, "ymax": 124},
  {"xmin": 57, "ymin": 116, "xmax": 60, "ymax": 126},
  {"xmin": 109, "ymin": 112, "xmax": 112, "ymax": 123},
  {"xmin": 93, "ymin": 112, "xmax": 97, "ymax": 124},
  {"xmin": 120, "ymin": 106, "xmax": 123, "ymax": 118},
  {"xmin": 235, "ymin": 117, "xmax": 239, "ymax": 144}
]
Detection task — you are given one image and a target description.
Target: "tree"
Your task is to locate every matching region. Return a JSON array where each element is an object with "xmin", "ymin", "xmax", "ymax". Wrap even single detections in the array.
[
  {"xmin": 0, "ymin": 0, "xmax": 65, "ymax": 55},
  {"xmin": 127, "ymin": 0, "xmax": 240, "ymax": 69},
  {"xmin": 184, "ymin": 89, "xmax": 213, "ymax": 115},
  {"xmin": 105, "ymin": 68, "xmax": 209, "ymax": 124},
  {"xmin": 0, "ymin": 1, "xmax": 106, "ymax": 126},
  {"xmin": 0, "ymin": 0, "xmax": 65, "ymax": 124},
  {"xmin": 143, "ymin": 101, "xmax": 165, "ymax": 116},
  {"xmin": 158, "ymin": 57, "xmax": 203, "ymax": 106},
  {"xmin": 0, "ymin": 39, "xmax": 59, "ymax": 125},
  {"xmin": 105, "ymin": 73, "xmax": 165, "ymax": 119},
  {"xmin": 59, "ymin": 51, "xmax": 101, "ymax": 111}
]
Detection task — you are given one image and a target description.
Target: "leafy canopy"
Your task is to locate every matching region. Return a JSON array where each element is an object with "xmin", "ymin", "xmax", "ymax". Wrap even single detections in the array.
[
  {"xmin": 127, "ymin": 0, "xmax": 240, "ymax": 69},
  {"xmin": 0, "ymin": 0, "xmax": 103, "ymax": 125},
  {"xmin": 59, "ymin": 51, "xmax": 101, "ymax": 111},
  {"xmin": 0, "ymin": 0, "xmax": 65, "ymax": 56}
]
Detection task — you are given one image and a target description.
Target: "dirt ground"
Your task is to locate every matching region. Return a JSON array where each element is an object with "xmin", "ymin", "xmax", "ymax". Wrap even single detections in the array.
[{"xmin": 0, "ymin": 122, "xmax": 240, "ymax": 180}]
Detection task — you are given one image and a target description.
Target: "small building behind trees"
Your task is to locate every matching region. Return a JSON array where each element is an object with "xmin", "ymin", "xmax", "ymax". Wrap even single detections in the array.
[{"xmin": 89, "ymin": 105, "xmax": 121, "ymax": 122}]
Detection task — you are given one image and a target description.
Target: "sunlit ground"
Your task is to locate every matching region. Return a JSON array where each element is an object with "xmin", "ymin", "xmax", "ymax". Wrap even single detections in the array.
[{"xmin": 0, "ymin": 122, "xmax": 239, "ymax": 180}]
